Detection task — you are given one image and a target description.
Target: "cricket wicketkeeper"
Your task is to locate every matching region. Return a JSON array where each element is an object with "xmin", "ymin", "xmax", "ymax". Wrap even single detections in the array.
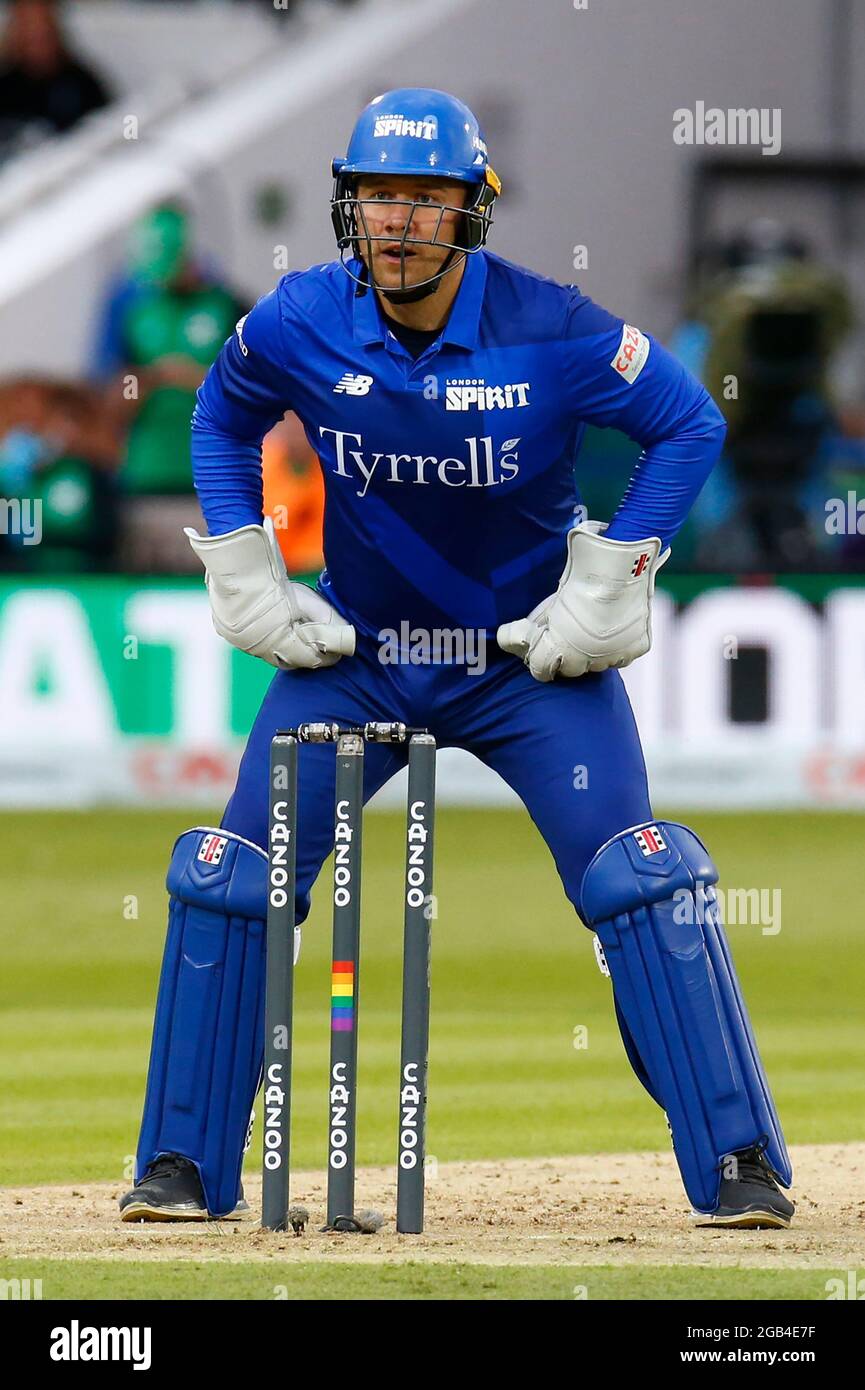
[{"xmin": 120, "ymin": 88, "xmax": 794, "ymax": 1229}]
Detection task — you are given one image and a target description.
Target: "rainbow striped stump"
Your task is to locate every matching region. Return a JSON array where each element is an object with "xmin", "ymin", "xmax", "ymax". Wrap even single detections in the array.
[{"xmin": 331, "ymin": 961, "xmax": 355, "ymax": 1032}]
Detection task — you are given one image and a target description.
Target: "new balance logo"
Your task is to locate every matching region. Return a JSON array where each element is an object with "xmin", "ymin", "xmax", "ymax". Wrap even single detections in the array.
[{"xmin": 333, "ymin": 373, "xmax": 374, "ymax": 396}]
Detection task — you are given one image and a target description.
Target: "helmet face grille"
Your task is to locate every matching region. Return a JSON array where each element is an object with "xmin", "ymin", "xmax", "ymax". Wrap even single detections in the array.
[
  {"xmin": 330, "ymin": 175, "xmax": 496, "ymax": 295},
  {"xmin": 331, "ymin": 88, "xmax": 500, "ymax": 295}
]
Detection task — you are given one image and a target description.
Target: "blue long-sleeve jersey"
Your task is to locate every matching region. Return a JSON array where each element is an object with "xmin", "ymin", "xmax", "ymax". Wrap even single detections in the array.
[{"xmin": 191, "ymin": 250, "xmax": 725, "ymax": 637}]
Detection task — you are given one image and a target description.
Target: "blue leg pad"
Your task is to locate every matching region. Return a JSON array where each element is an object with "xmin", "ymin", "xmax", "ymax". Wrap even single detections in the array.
[
  {"xmin": 580, "ymin": 821, "xmax": 792, "ymax": 1213},
  {"xmin": 136, "ymin": 828, "xmax": 267, "ymax": 1218}
]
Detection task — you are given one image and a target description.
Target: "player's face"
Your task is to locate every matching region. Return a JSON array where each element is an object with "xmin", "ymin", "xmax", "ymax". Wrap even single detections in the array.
[{"xmin": 354, "ymin": 176, "xmax": 468, "ymax": 289}]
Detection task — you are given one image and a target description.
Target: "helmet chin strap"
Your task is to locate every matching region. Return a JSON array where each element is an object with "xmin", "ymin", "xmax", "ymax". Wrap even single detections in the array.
[{"xmin": 375, "ymin": 246, "xmax": 460, "ymax": 304}]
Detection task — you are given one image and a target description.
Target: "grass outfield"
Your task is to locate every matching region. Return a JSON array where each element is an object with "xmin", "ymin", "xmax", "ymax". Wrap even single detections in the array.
[
  {"xmin": 1, "ymin": 807, "xmax": 862, "ymax": 1192},
  {"xmin": 0, "ymin": 1257, "xmax": 842, "ymax": 1301}
]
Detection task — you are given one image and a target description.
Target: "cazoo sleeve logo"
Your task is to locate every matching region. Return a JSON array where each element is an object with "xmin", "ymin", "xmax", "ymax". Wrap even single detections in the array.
[{"xmin": 610, "ymin": 324, "xmax": 649, "ymax": 384}]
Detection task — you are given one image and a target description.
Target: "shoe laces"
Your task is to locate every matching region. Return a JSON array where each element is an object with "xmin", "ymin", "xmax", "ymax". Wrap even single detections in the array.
[
  {"xmin": 144, "ymin": 1152, "xmax": 194, "ymax": 1181},
  {"xmin": 721, "ymin": 1134, "xmax": 782, "ymax": 1187}
]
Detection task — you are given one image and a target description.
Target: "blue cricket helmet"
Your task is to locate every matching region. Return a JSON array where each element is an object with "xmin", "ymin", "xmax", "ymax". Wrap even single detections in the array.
[{"xmin": 331, "ymin": 87, "xmax": 501, "ymax": 300}]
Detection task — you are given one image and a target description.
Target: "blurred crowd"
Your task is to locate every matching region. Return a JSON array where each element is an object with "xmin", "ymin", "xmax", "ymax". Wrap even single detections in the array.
[
  {"xmin": 0, "ymin": 0, "xmax": 109, "ymax": 159},
  {"xmin": 0, "ymin": 0, "xmax": 361, "ymax": 165},
  {"xmin": 0, "ymin": 0, "xmax": 339, "ymax": 577},
  {"xmin": 2, "ymin": 196, "xmax": 863, "ymax": 578},
  {"xmin": 668, "ymin": 220, "xmax": 865, "ymax": 572},
  {"xmin": 580, "ymin": 219, "xmax": 865, "ymax": 573},
  {"xmin": 0, "ymin": 0, "xmax": 863, "ymax": 577},
  {"xmin": 0, "ymin": 200, "xmax": 325, "ymax": 576}
]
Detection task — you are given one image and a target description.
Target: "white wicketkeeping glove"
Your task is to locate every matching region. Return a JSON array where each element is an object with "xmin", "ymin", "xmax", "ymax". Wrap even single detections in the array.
[
  {"xmin": 496, "ymin": 520, "xmax": 669, "ymax": 682},
  {"xmin": 185, "ymin": 519, "xmax": 355, "ymax": 669}
]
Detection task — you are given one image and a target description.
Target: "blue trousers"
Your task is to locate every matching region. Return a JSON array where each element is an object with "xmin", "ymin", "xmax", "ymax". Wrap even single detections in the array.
[{"xmin": 222, "ymin": 634, "xmax": 652, "ymax": 924}]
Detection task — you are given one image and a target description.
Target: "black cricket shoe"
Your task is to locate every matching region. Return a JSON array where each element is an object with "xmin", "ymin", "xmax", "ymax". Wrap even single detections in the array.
[
  {"xmin": 119, "ymin": 1153, "xmax": 250, "ymax": 1222},
  {"xmin": 694, "ymin": 1136, "xmax": 794, "ymax": 1229}
]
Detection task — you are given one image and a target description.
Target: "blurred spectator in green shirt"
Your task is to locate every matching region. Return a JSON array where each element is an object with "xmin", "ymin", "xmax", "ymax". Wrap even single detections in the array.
[{"xmin": 94, "ymin": 204, "xmax": 246, "ymax": 497}]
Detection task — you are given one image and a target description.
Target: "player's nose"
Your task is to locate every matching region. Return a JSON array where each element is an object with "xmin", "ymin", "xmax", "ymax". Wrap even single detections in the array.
[
  {"xmin": 382, "ymin": 197, "xmax": 416, "ymax": 233},
  {"xmin": 382, "ymin": 210, "xmax": 409, "ymax": 236}
]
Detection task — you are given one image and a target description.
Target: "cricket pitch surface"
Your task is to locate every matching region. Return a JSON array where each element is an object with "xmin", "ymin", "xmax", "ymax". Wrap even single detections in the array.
[{"xmin": 2, "ymin": 1143, "xmax": 862, "ymax": 1272}]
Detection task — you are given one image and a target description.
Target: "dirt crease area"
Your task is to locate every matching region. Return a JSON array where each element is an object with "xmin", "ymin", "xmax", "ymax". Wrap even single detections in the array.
[{"xmin": 2, "ymin": 1144, "xmax": 863, "ymax": 1270}]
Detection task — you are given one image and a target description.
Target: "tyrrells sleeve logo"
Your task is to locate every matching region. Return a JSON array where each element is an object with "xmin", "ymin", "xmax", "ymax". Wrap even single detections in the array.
[
  {"xmin": 235, "ymin": 314, "xmax": 249, "ymax": 357},
  {"xmin": 611, "ymin": 324, "xmax": 649, "ymax": 384}
]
